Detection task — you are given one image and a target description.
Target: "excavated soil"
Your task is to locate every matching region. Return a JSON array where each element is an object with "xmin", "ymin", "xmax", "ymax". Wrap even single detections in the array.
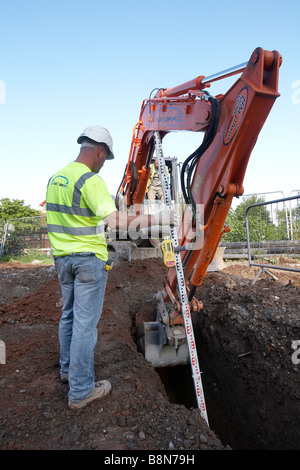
[{"xmin": 0, "ymin": 257, "xmax": 299, "ymax": 451}]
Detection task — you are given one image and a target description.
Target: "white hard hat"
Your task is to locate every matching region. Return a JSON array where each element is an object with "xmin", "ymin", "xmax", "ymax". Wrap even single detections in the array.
[{"xmin": 77, "ymin": 125, "xmax": 114, "ymax": 160}]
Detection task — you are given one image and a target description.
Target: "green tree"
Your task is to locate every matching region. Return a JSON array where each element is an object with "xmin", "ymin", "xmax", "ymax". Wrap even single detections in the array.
[
  {"xmin": 223, "ymin": 196, "xmax": 272, "ymax": 242},
  {"xmin": 291, "ymin": 206, "xmax": 300, "ymax": 240},
  {"xmin": 0, "ymin": 198, "xmax": 41, "ymax": 221},
  {"xmin": 276, "ymin": 205, "xmax": 300, "ymax": 241},
  {"xmin": 0, "ymin": 199, "xmax": 43, "ymax": 256},
  {"xmin": 274, "ymin": 208, "xmax": 289, "ymax": 240}
]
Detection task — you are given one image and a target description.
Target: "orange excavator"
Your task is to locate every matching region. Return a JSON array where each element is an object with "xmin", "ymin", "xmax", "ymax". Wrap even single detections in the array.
[{"xmin": 116, "ymin": 47, "xmax": 282, "ymax": 368}]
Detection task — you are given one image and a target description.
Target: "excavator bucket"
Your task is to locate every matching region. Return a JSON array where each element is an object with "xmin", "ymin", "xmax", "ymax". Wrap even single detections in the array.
[{"xmin": 136, "ymin": 318, "xmax": 189, "ymax": 368}]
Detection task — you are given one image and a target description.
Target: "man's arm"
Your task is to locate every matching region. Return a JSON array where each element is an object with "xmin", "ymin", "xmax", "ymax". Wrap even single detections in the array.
[{"xmin": 103, "ymin": 209, "xmax": 177, "ymax": 230}]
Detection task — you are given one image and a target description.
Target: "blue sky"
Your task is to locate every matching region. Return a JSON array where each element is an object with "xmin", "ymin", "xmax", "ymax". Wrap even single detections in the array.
[{"xmin": 0, "ymin": 0, "xmax": 299, "ymax": 210}]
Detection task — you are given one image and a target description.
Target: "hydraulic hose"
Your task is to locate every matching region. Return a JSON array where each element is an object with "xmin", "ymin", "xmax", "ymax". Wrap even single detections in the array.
[
  {"xmin": 180, "ymin": 95, "xmax": 220, "ymax": 302},
  {"xmin": 181, "ymin": 95, "xmax": 220, "ymax": 214}
]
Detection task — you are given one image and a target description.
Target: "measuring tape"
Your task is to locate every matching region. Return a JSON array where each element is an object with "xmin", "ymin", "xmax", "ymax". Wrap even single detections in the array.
[{"xmin": 153, "ymin": 131, "xmax": 209, "ymax": 426}]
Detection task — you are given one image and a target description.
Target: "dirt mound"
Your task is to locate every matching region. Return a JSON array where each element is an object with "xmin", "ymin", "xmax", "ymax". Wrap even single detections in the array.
[{"xmin": 0, "ymin": 258, "xmax": 299, "ymax": 450}]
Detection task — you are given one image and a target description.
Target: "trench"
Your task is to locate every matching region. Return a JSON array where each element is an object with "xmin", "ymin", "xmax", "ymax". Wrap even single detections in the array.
[
  {"xmin": 155, "ymin": 357, "xmax": 259, "ymax": 450},
  {"xmin": 135, "ymin": 320, "xmax": 266, "ymax": 450},
  {"xmin": 132, "ymin": 272, "xmax": 299, "ymax": 451},
  {"xmin": 156, "ymin": 360, "xmax": 266, "ymax": 450}
]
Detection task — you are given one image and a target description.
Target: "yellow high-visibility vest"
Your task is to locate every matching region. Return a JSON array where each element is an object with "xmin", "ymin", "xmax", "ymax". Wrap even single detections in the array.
[{"xmin": 46, "ymin": 162, "xmax": 117, "ymax": 260}]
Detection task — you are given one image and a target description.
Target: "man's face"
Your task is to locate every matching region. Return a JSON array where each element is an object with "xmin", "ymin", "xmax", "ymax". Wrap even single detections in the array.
[{"xmin": 93, "ymin": 146, "xmax": 109, "ymax": 173}]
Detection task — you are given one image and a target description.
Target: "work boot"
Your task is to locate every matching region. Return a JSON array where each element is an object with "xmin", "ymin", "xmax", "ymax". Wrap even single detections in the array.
[{"xmin": 68, "ymin": 380, "xmax": 112, "ymax": 410}]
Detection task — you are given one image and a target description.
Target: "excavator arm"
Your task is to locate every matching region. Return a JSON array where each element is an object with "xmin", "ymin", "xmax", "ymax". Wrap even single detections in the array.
[{"xmin": 117, "ymin": 47, "xmax": 282, "ymax": 366}]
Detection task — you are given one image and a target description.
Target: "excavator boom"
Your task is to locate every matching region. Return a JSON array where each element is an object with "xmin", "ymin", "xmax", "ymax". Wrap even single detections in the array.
[{"xmin": 118, "ymin": 47, "xmax": 282, "ymax": 367}]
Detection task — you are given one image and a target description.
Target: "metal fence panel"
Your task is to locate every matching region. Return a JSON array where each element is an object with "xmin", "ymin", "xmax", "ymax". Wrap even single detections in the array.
[
  {"xmin": 245, "ymin": 195, "xmax": 300, "ymax": 274},
  {"xmin": 0, "ymin": 215, "xmax": 49, "ymax": 257}
]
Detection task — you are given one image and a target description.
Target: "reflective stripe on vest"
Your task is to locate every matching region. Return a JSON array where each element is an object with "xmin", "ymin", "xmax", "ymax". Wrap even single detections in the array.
[
  {"xmin": 46, "ymin": 171, "xmax": 104, "ymax": 234},
  {"xmin": 46, "ymin": 203, "xmax": 93, "ymax": 217},
  {"xmin": 46, "ymin": 224, "xmax": 103, "ymax": 235}
]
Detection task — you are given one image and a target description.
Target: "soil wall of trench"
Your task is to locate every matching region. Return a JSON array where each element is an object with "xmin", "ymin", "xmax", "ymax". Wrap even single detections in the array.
[{"xmin": 0, "ymin": 258, "xmax": 299, "ymax": 450}]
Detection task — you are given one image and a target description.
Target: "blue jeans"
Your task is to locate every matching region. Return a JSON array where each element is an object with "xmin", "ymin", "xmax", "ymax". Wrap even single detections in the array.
[{"xmin": 54, "ymin": 253, "xmax": 108, "ymax": 402}]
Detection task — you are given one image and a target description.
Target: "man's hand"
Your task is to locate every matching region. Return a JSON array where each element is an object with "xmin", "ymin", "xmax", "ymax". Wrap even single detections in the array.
[
  {"xmin": 104, "ymin": 207, "xmax": 179, "ymax": 230},
  {"xmin": 153, "ymin": 209, "xmax": 178, "ymax": 226}
]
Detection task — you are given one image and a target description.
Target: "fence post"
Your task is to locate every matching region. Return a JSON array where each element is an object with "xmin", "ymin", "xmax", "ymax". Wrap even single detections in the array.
[{"xmin": 0, "ymin": 221, "xmax": 8, "ymax": 257}]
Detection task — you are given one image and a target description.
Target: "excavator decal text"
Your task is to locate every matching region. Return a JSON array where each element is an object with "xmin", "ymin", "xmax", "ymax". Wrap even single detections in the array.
[
  {"xmin": 153, "ymin": 106, "xmax": 183, "ymax": 127},
  {"xmin": 223, "ymin": 87, "xmax": 248, "ymax": 145}
]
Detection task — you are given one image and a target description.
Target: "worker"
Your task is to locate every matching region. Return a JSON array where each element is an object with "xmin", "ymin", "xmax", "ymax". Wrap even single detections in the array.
[
  {"xmin": 146, "ymin": 158, "xmax": 164, "ymax": 201},
  {"xmin": 46, "ymin": 125, "xmax": 176, "ymax": 410}
]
